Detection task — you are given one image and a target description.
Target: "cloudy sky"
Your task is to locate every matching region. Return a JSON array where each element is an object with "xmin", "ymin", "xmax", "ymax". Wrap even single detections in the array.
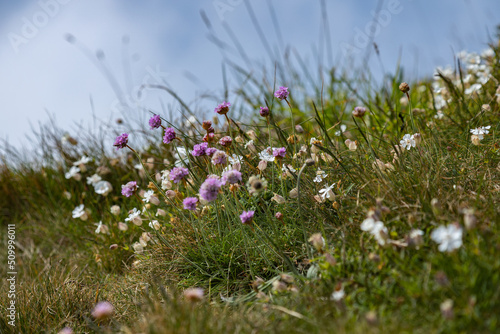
[{"xmin": 1, "ymin": 0, "xmax": 499, "ymax": 150}]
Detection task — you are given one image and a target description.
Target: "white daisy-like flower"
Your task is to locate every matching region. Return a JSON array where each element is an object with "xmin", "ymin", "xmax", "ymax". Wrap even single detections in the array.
[
  {"xmin": 72, "ymin": 204, "xmax": 86, "ymax": 219},
  {"xmin": 95, "ymin": 221, "xmax": 109, "ymax": 234},
  {"xmin": 258, "ymin": 147, "xmax": 276, "ymax": 162},
  {"xmin": 313, "ymin": 169, "xmax": 328, "ymax": 183},
  {"xmin": 149, "ymin": 220, "xmax": 161, "ymax": 230},
  {"xmin": 400, "ymin": 134, "xmax": 416, "ymax": 151},
  {"xmin": 94, "ymin": 181, "xmax": 113, "ymax": 196},
  {"xmin": 318, "ymin": 183, "xmax": 336, "ymax": 200},
  {"xmin": 431, "ymin": 224, "xmax": 463, "ymax": 252},
  {"xmin": 125, "ymin": 208, "xmax": 142, "ymax": 226},
  {"xmin": 244, "ymin": 140, "xmax": 256, "ymax": 152},
  {"xmin": 470, "ymin": 126, "xmax": 491, "ymax": 140},
  {"xmin": 228, "ymin": 154, "xmax": 243, "ymax": 165},
  {"xmin": 65, "ymin": 166, "xmax": 81, "ymax": 179},
  {"xmin": 142, "ymin": 190, "xmax": 155, "ymax": 203},
  {"xmin": 86, "ymin": 174, "xmax": 102, "ymax": 186},
  {"xmin": 73, "ymin": 155, "xmax": 91, "ymax": 166}
]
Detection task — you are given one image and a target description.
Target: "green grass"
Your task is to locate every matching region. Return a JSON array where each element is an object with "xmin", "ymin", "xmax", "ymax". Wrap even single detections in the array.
[{"xmin": 1, "ymin": 29, "xmax": 500, "ymax": 334}]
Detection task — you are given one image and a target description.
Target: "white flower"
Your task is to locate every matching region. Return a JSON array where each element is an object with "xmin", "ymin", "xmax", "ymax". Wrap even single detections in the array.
[
  {"xmin": 94, "ymin": 181, "xmax": 113, "ymax": 196},
  {"xmin": 95, "ymin": 221, "xmax": 109, "ymax": 234},
  {"xmin": 434, "ymin": 110, "xmax": 444, "ymax": 119},
  {"xmin": 161, "ymin": 178, "xmax": 172, "ymax": 190},
  {"xmin": 86, "ymin": 174, "xmax": 102, "ymax": 186},
  {"xmin": 125, "ymin": 208, "xmax": 142, "ymax": 226},
  {"xmin": 334, "ymin": 124, "xmax": 347, "ymax": 136},
  {"xmin": 174, "ymin": 147, "xmax": 189, "ymax": 167},
  {"xmin": 244, "ymin": 140, "xmax": 256, "ymax": 153},
  {"xmin": 142, "ymin": 190, "xmax": 155, "ymax": 203},
  {"xmin": 360, "ymin": 217, "xmax": 377, "ymax": 232},
  {"xmin": 371, "ymin": 222, "xmax": 389, "ymax": 246},
  {"xmin": 72, "ymin": 204, "xmax": 87, "ymax": 220},
  {"xmin": 318, "ymin": 183, "xmax": 336, "ymax": 200},
  {"xmin": 470, "ymin": 126, "xmax": 491, "ymax": 140},
  {"xmin": 465, "ymin": 83, "xmax": 482, "ymax": 95},
  {"xmin": 361, "ymin": 218, "xmax": 388, "ymax": 246},
  {"xmin": 258, "ymin": 147, "xmax": 276, "ymax": 162},
  {"xmin": 331, "ymin": 288, "xmax": 345, "ymax": 301},
  {"xmin": 134, "ymin": 163, "xmax": 144, "ymax": 170},
  {"xmin": 313, "ymin": 169, "xmax": 328, "ymax": 183},
  {"xmin": 281, "ymin": 164, "xmax": 296, "ymax": 178},
  {"xmin": 409, "ymin": 229, "xmax": 424, "ymax": 239},
  {"xmin": 65, "ymin": 166, "xmax": 81, "ymax": 179},
  {"xmin": 184, "ymin": 115, "xmax": 197, "ymax": 127},
  {"xmin": 481, "ymin": 48, "xmax": 494, "ymax": 59},
  {"xmin": 228, "ymin": 154, "xmax": 243, "ymax": 165},
  {"xmin": 400, "ymin": 134, "xmax": 416, "ymax": 151},
  {"xmin": 431, "ymin": 224, "xmax": 463, "ymax": 252},
  {"xmin": 149, "ymin": 220, "xmax": 161, "ymax": 230},
  {"xmin": 73, "ymin": 155, "xmax": 91, "ymax": 166}
]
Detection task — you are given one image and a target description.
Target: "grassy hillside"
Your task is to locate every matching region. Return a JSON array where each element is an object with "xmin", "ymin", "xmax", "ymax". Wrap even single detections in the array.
[{"xmin": 1, "ymin": 34, "xmax": 499, "ymax": 333}]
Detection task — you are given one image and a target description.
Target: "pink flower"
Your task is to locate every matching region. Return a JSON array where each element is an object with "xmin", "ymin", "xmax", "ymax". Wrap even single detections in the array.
[{"xmin": 91, "ymin": 301, "xmax": 114, "ymax": 320}]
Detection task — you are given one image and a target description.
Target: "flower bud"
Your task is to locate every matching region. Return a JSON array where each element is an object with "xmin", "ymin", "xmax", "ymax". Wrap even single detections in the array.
[
  {"xmin": 259, "ymin": 106, "xmax": 270, "ymax": 117},
  {"xmin": 258, "ymin": 160, "xmax": 267, "ymax": 171},
  {"xmin": 184, "ymin": 288, "xmax": 204, "ymax": 302},
  {"xmin": 345, "ymin": 139, "xmax": 357, "ymax": 151},
  {"xmin": 91, "ymin": 301, "xmax": 114, "ymax": 320},
  {"xmin": 352, "ymin": 106, "xmax": 367, "ymax": 118},
  {"xmin": 399, "ymin": 82, "xmax": 410, "ymax": 93},
  {"xmin": 118, "ymin": 222, "xmax": 128, "ymax": 231},
  {"xmin": 202, "ymin": 120, "xmax": 212, "ymax": 130},
  {"xmin": 272, "ymin": 193, "xmax": 286, "ymax": 204},
  {"xmin": 308, "ymin": 233, "xmax": 325, "ymax": 252}
]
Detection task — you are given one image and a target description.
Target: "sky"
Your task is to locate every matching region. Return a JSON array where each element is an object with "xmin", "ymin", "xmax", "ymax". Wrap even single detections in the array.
[{"xmin": 1, "ymin": 0, "xmax": 499, "ymax": 151}]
